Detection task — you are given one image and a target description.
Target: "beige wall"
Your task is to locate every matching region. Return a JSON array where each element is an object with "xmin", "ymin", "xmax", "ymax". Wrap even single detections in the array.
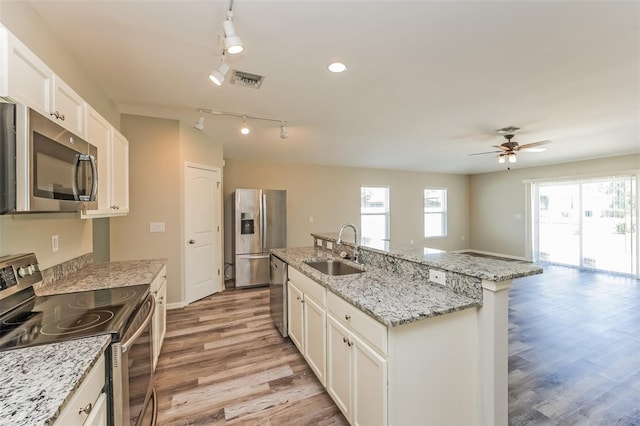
[
  {"xmin": 0, "ymin": 1, "xmax": 120, "ymax": 127},
  {"xmin": 223, "ymin": 159, "xmax": 471, "ymax": 262},
  {"xmin": 110, "ymin": 115, "xmax": 224, "ymax": 304},
  {"xmin": 0, "ymin": 213, "xmax": 92, "ymax": 269},
  {"xmin": 469, "ymin": 154, "xmax": 640, "ymax": 257}
]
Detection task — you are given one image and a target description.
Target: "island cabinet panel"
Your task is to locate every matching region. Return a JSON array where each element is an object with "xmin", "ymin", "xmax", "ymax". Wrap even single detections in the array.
[
  {"xmin": 287, "ymin": 281, "xmax": 304, "ymax": 351},
  {"xmin": 303, "ymin": 294, "xmax": 326, "ymax": 383},
  {"xmin": 387, "ymin": 307, "xmax": 480, "ymax": 426},
  {"xmin": 326, "ymin": 315, "xmax": 353, "ymax": 419}
]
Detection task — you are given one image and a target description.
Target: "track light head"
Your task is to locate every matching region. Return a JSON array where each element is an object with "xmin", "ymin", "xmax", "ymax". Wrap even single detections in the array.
[
  {"xmin": 209, "ymin": 63, "xmax": 230, "ymax": 86},
  {"xmin": 194, "ymin": 116, "xmax": 205, "ymax": 131},
  {"xmin": 240, "ymin": 116, "xmax": 250, "ymax": 135},
  {"xmin": 280, "ymin": 124, "xmax": 288, "ymax": 139},
  {"xmin": 223, "ymin": 18, "xmax": 244, "ymax": 55}
]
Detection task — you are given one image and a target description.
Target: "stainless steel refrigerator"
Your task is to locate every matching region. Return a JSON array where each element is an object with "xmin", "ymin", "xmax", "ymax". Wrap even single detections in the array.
[{"xmin": 233, "ymin": 189, "xmax": 287, "ymax": 288}]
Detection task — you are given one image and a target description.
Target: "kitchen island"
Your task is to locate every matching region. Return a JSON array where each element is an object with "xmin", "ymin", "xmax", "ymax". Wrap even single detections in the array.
[{"xmin": 273, "ymin": 236, "xmax": 542, "ymax": 426}]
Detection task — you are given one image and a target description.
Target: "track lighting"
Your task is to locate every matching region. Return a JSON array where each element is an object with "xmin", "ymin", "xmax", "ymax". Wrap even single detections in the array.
[
  {"xmin": 222, "ymin": 0, "xmax": 244, "ymax": 55},
  {"xmin": 195, "ymin": 109, "xmax": 287, "ymax": 139},
  {"xmin": 194, "ymin": 116, "xmax": 205, "ymax": 131},
  {"xmin": 209, "ymin": 62, "xmax": 230, "ymax": 86},
  {"xmin": 240, "ymin": 116, "xmax": 250, "ymax": 135}
]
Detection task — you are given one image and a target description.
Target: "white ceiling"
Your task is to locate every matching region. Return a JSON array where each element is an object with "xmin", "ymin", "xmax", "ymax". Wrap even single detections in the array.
[{"xmin": 26, "ymin": 0, "xmax": 640, "ymax": 174}]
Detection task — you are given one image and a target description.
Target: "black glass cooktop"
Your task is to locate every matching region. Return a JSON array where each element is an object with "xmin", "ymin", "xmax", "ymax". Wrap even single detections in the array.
[{"xmin": 0, "ymin": 284, "xmax": 149, "ymax": 351}]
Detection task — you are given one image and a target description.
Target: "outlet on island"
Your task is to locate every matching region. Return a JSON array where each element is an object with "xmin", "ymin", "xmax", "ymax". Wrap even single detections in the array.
[{"xmin": 429, "ymin": 269, "xmax": 446, "ymax": 286}]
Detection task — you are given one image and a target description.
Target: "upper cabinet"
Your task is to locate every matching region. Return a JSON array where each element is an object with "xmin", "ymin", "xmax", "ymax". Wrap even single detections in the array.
[
  {"xmin": 82, "ymin": 106, "xmax": 129, "ymax": 218},
  {"xmin": 0, "ymin": 27, "xmax": 54, "ymax": 116},
  {"xmin": 1, "ymin": 25, "xmax": 129, "ymax": 218},
  {"xmin": 52, "ymin": 75, "xmax": 86, "ymax": 137},
  {"xmin": 0, "ymin": 27, "xmax": 86, "ymax": 137}
]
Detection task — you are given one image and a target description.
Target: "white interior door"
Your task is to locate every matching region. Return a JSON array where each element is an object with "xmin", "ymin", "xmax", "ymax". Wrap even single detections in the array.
[{"xmin": 185, "ymin": 164, "xmax": 222, "ymax": 304}]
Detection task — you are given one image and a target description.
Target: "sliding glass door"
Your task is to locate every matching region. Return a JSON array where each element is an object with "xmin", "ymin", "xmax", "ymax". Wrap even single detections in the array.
[{"xmin": 533, "ymin": 175, "xmax": 637, "ymax": 275}]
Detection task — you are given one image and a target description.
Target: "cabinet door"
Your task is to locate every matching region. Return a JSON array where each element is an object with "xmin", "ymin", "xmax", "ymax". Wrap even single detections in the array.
[
  {"xmin": 327, "ymin": 314, "xmax": 352, "ymax": 421},
  {"xmin": 353, "ymin": 334, "xmax": 388, "ymax": 426},
  {"xmin": 3, "ymin": 29, "xmax": 53, "ymax": 115},
  {"xmin": 157, "ymin": 279, "xmax": 167, "ymax": 357},
  {"xmin": 303, "ymin": 295, "xmax": 326, "ymax": 386},
  {"xmin": 287, "ymin": 281, "xmax": 304, "ymax": 352},
  {"xmin": 110, "ymin": 129, "xmax": 129, "ymax": 213},
  {"xmin": 52, "ymin": 75, "xmax": 86, "ymax": 137},
  {"xmin": 82, "ymin": 106, "xmax": 112, "ymax": 217},
  {"xmin": 83, "ymin": 392, "xmax": 108, "ymax": 426}
]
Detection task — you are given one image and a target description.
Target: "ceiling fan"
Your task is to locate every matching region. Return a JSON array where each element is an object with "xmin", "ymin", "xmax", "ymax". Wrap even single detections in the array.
[{"xmin": 469, "ymin": 126, "xmax": 551, "ymax": 164}]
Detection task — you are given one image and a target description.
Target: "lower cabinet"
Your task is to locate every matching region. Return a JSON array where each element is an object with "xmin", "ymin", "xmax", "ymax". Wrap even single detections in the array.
[
  {"xmin": 287, "ymin": 268, "xmax": 327, "ymax": 386},
  {"xmin": 151, "ymin": 266, "xmax": 167, "ymax": 371},
  {"xmin": 327, "ymin": 314, "xmax": 388, "ymax": 426},
  {"xmin": 55, "ymin": 354, "xmax": 107, "ymax": 426}
]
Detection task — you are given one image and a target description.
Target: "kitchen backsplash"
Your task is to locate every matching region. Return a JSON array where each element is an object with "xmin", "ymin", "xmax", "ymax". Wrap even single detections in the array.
[{"xmin": 39, "ymin": 252, "xmax": 94, "ymax": 287}]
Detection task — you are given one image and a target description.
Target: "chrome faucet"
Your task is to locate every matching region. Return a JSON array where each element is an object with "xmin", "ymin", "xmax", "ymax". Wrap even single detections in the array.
[{"xmin": 337, "ymin": 223, "xmax": 360, "ymax": 263}]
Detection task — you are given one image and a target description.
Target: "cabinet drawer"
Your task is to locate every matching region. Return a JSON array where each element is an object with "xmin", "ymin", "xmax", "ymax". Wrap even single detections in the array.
[
  {"xmin": 289, "ymin": 267, "xmax": 326, "ymax": 307},
  {"xmin": 327, "ymin": 291, "xmax": 387, "ymax": 356},
  {"xmin": 55, "ymin": 354, "xmax": 106, "ymax": 426}
]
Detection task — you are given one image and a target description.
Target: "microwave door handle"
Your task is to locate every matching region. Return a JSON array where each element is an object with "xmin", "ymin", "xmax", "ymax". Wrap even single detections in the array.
[
  {"xmin": 73, "ymin": 154, "xmax": 81, "ymax": 200},
  {"xmin": 88, "ymin": 154, "xmax": 98, "ymax": 201}
]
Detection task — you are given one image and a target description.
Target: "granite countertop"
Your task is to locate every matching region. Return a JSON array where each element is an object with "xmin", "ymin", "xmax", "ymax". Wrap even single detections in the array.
[
  {"xmin": 36, "ymin": 258, "xmax": 166, "ymax": 295},
  {"xmin": 272, "ymin": 247, "xmax": 481, "ymax": 327},
  {"xmin": 312, "ymin": 232, "xmax": 542, "ymax": 281},
  {"xmin": 0, "ymin": 335, "xmax": 111, "ymax": 426}
]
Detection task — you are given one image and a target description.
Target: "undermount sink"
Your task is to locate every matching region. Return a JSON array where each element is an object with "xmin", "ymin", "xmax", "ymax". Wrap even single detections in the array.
[{"xmin": 304, "ymin": 259, "xmax": 364, "ymax": 276}]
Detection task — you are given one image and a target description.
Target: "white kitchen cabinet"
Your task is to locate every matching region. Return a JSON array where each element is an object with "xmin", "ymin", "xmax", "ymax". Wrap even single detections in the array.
[
  {"xmin": 0, "ymin": 27, "xmax": 86, "ymax": 137},
  {"xmin": 327, "ymin": 313, "xmax": 387, "ymax": 426},
  {"xmin": 81, "ymin": 106, "xmax": 112, "ymax": 217},
  {"xmin": 287, "ymin": 267, "xmax": 327, "ymax": 385},
  {"xmin": 55, "ymin": 354, "xmax": 106, "ymax": 426},
  {"xmin": 151, "ymin": 266, "xmax": 167, "ymax": 371},
  {"xmin": 81, "ymin": 107, "xmax": 129, "ymax": 218},
  {"xmin": 110, "ymin": 128, "xmax": 129, "ymax": 214},
  {"xmin": 0, "ymin": 26, "xmax": 54, "ymax": 116},
  {"xmin": 52, "ymin": 75, "xmax": 86, "ymax": 137}
]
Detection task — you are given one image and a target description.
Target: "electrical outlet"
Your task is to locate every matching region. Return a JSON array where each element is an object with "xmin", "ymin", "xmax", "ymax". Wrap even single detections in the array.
[
  {"xmin": 51, "ymin": 235, "xmax": 59, "ymax": 252},
  {"xmin": 429, "ymin": 269, "xmax": 446, "ymax": 286},
  {"xmin": 149, "ymin": 222, "xmax": 165, "ymax": 233},
  {"xmin": 326, "ymin": 241, "xmax": 333, "ymax": 250}
]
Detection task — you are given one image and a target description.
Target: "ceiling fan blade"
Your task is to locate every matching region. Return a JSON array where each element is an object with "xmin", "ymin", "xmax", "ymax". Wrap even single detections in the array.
[
  {"xmin": 493, "ymin": 145, "xmax": 511, "ymax": 151},
  {"xmin": 520, "ymin": 147, "xmax": 547, "ymax": 153},
  {"xmin": 515, "ymin": 140, "xmax": 551, "ymax": 150},
  {"xmin": 469, "ymin": 150, "xmax": 502, "ymax": 156}
]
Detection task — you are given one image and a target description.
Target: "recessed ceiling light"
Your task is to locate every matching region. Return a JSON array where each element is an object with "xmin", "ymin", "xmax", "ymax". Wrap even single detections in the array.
[{"xmin": 328, "ymin": 62, "xmax": 347, "ymax": 73}]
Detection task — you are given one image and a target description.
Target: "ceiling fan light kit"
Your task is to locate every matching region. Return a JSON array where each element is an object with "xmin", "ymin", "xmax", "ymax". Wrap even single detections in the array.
[{"xmin": 469, "ymin": 126, "xmax": 551, "ymax": 165}]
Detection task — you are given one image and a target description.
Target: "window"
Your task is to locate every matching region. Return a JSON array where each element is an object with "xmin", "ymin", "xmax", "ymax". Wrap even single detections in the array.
[
  {"xmin": 361, "ymin": 186, "xmax": 389, "ymax": 243},
  {"xmin": 424, "ymin": 188, "xmax": 447, "ymax": 238}
]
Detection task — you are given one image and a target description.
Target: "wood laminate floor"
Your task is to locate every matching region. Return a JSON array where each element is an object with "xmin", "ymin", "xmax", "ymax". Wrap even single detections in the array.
[{"xmin": 154, "ymin": 265, "xmax": 640, "ymax": 425}]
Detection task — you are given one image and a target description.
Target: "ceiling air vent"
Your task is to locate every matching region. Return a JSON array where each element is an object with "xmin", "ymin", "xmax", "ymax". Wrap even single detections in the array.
[{"xmin": 230, "ymin": 70, "xmax": 265, "ymax": 89}]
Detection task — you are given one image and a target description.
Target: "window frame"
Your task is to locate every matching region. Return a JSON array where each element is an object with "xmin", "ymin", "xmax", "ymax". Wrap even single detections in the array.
[
  {"xmin": 424, "ymin": 188, "xmax": 448, "ymax": 239},
  {"xmin": 360, "ymin": 186, "xmax": 390, "ymax": 243}
]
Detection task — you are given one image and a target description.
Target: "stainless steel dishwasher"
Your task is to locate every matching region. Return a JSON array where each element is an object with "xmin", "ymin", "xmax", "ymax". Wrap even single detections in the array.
[{"xmin": 269, "ymin": 254, "xmax": 288, "ymax": 337}]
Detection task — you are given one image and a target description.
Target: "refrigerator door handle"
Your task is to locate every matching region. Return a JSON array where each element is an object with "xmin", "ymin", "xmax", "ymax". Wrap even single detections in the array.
[{"xmin": 261, "ymin": 192, "xmax": 267, "ymax": 252}]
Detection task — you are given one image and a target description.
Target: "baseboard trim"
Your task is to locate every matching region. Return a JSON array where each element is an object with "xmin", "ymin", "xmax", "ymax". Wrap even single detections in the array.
[{"xmin": 167, "ymin": 301, "xmax": 188, "ymax": 310}]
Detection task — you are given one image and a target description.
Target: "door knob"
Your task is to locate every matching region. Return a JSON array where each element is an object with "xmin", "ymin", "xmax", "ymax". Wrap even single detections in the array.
[{"xmin": 188, "ymin": 239, "xmax": 195, "ymax": 244}]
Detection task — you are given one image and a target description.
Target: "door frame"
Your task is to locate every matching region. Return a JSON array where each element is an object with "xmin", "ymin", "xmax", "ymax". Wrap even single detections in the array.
[{"xmin": 183, "ymin": 162, "xmax": 223, "ymax": 304}]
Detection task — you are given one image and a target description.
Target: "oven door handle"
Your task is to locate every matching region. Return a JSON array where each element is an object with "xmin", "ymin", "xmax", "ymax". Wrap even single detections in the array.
[{"xmin": 122, "ymin": 295, "xmax": 155, "ymax": 353}]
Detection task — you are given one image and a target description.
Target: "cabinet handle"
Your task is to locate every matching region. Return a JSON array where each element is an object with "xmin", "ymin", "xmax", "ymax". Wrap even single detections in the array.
[
  {"xmin": 345, "ymin": 314, "xmax": 351, "ymax": 320},
  {"xmin": 78, "ymin": 402, "xmax": 92, "ymax": 415},
  {"xmin": 343, "ymin": 337, "xmax": 353, "ymax": 347},
  {"xmin": 51, "ymin": 111, "xmax": 65, "ymax": 121},
  {"xmin": 158, "ymin": 297, "xmax": 164, "ymax": 304}
]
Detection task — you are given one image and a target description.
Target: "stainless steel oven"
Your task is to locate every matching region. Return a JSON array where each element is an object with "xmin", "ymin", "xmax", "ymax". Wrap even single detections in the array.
[
  {"xmin": 0, "ymin": 253, "xmax": 157, "ymax": 426},
  {"xmin": 111, "ymin": 294, "xmax": 157, "ymax": 426}
]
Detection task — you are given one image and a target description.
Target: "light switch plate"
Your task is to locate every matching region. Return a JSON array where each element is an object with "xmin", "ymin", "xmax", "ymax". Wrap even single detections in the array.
[{"xmin": 150, "ymin": 222, "xmax": 165, "ymax": 233}]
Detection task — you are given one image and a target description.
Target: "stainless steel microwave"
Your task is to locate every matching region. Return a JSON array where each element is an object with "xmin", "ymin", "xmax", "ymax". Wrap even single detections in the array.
[{"xmin": 0, "ymin": 103, "xmax": 98, "ymax": 213}]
